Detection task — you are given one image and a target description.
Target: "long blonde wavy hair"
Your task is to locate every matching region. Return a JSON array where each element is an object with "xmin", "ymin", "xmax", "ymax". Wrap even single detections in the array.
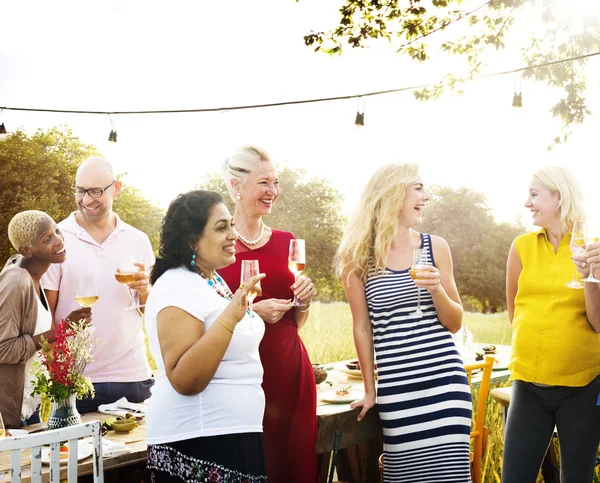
[{"xmin": 337, "ymin": 163, "xmax": 420, "ymax": 285}]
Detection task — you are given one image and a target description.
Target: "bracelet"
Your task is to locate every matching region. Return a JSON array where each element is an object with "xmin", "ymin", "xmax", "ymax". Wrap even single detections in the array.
[
  {"xmin": 218, "ymin": 317, "xmax": 234, "ymax": 334},
  {"xmin": 296, "ymin": 304, "xmax": 311, "ymax": 313}
]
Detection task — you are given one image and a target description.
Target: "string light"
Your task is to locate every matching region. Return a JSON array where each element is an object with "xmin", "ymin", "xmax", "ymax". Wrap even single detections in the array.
[
  {"xmin": 108, "ymin": 116, "xmax": 117, "ymax": 142},
  {"xmin": 0, "ymin": 122, "xmax": 8, "ymax": 142},
  {"xmin": 355, "ymin": 97, "xmax": 365, "ymax": 126},
  {"xmin": 512, "ymin": 73, "xmax": 523, "ymax": 107}
]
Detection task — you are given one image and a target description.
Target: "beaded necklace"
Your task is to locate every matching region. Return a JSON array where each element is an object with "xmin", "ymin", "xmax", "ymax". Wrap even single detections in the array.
[{"xmin": 194, "ymin": 267, "xmax": 234, "ymax": 299}]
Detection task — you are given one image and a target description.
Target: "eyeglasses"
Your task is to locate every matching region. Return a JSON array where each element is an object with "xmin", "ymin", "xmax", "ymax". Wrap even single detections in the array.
[{"xmin": 72, "ymin": 181, "xmax": 116, "ymax": 198}]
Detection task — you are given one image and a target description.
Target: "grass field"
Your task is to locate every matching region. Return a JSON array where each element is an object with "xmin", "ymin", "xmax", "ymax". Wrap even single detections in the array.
[{"xmin": 298, "ymin": 302, "xmax": 600, "ymax": 483}]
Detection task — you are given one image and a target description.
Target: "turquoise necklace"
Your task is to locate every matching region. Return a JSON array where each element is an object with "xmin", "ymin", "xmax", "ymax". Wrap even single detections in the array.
[{"xmin": 194, "ymin": 267, "xmax": 234, "ymax": 300}]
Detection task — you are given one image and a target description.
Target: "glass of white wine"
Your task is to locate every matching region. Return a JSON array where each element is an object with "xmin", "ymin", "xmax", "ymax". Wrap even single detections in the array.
[
  {"xmin": 583, "ymin": 219, "xmax": 600, "ymax": 283},
  {"xmin": 116, "ymin": 256, "xmax": 144, "ymax": 311},
  {"xmin": 241, "ymin": 260, "xmax": 261, "ymax": 332},
  {"xmin": 566, "ymin": 220, "xmax": 586, "ymax": 289},
  {"xmin": 288, "ymin": 239, "xmax": 306, "ymax": 306},
  {"xmin": 409, "ymin": 248, "xmax": 429, "ymax": 317},
  {"xmin": 75, "ymin": 274, "xmax": 100, "ymax": 308}
]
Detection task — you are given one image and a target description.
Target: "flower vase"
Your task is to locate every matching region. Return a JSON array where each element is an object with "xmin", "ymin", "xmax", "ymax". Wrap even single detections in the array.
[{"xmin": 47, "ymin": 394, "xmax": 81, "ymax": 430}]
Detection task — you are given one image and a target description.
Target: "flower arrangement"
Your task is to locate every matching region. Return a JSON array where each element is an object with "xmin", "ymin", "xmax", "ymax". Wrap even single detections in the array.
[{"xmin": 31, "ymin": 319, "xmax": 96, "ymax": 420}]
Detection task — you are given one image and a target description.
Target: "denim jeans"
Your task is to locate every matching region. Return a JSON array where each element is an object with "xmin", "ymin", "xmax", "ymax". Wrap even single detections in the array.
[{"xmin": 76, "ymin": 378, "xmax": 155, "ymax": 414}]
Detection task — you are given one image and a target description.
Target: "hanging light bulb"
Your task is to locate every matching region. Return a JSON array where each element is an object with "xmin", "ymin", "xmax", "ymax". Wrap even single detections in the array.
[
  {"xmin": 0, "ymin": 123, "xmax": 8, "ymax": 142},
  {"xmin": 108, "ymin": 130, "xmax": 118, "ymax": 142},
  {"xmin": 512, "ymin": 73, "xmax": 523, "ymax": 108},
  {"xmin": 355, "ymin": 96, "xmax": 365, "ymax": 126}
]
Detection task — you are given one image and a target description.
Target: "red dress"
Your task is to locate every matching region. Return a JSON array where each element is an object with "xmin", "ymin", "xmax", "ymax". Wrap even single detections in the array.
[{"xmin": 219, "ymin": 230, "xmax": 318, "ymax": 483}]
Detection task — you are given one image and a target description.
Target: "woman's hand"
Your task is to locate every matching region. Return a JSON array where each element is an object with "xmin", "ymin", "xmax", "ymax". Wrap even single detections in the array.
[
  {"xmin": 350, "ymin": 392, "xmax": 376, "ymax": 422},
  {"xmin": 572, "ymin": 242, "xmax": 600, "ymax": 278},
  {"xmin": 292, "ymin": 275, "xmax": 316, "ymax": 308},
  {"xmin": 224, "ymin": 274, "xmax": 266, "ymax": 324},
  {"xmin": 414, "ymin": 265, "xmax": 442, "ymax": 294},
  {"xmin": 253, "ymin": 298, "xmax": 294, "ymax": 324},
  {"xmin": 66, "ymin": 307, "xmax": 92, "ymax": 325}
]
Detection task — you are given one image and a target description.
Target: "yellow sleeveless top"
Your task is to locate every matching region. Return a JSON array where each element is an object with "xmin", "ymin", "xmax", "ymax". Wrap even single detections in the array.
[{"xmin": 509, "ymin": 229, "xmax": 600, "ymax": 386}]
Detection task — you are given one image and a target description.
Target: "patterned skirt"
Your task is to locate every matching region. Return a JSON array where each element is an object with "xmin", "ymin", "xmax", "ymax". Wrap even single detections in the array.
[{"xmin": 147, "ymin": 432, "xmax": 267, "ymax": 483}]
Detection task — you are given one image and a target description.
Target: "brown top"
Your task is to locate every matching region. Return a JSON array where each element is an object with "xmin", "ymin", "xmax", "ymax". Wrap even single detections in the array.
[{"xmin": 0, "ymin": 256, "xmax": 38, "ymax": 428}]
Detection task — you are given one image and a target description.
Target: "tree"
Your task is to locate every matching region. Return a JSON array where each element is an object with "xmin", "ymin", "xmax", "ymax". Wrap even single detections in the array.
[
  {"xmin": 419, "ymin": 186, "xmax": 524, "ymax": 311},
  {"xmin": 304, "ymin": 0, "xmax": 600, "ymax": 147},
  {"xmin": 0, "ymin": 127, "xmax": 164, "ymax": 263},
  {"xmin": 195, "ymin": 166, "xmax": 347, "ymax": 301}
]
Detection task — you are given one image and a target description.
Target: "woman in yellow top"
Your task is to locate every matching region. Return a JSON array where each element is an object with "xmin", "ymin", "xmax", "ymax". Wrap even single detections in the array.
[{"xmin": 502, "ymin": 166, "xmax": 600, "ymax": 482}]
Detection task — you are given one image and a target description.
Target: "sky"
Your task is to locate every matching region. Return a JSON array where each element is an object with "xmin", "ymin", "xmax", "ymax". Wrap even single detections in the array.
[{"xmin": 1, "ymin": 0, "xmax": 599, "ymax": 227}]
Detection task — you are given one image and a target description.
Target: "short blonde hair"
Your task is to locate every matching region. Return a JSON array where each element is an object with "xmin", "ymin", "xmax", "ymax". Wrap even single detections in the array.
[
  {"xmin": 8, "ymin": 210, "xmax": 51, "ymax": 253},
  {"xmin": 337, "ymin": 163, "xmax": 420, "ymax": 284},
  {"xmin": 221, "ymin": 145, "xmax": 271, "ymax": 202},
  {"xmin": 532, "ymin": 166, "xmax": 585, "ymax": 235}
]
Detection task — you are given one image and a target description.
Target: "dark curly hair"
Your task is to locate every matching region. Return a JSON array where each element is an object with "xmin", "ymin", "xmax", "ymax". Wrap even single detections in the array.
[{"xmin": 150, "ymin": 190, "xmax": 224, "ymax": 284}]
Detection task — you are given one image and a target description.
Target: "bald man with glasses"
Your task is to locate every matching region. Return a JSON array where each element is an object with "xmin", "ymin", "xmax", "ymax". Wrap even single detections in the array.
[{"xmin": 42, "ymin": 156, "xmax": 155, "ymax": 413}]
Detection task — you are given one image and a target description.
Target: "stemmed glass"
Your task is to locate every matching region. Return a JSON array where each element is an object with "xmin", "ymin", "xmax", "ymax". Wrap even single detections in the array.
[
  {"xmin": 75, "ymin": 274, "xmax": 100, "ymax": 308},
  {"xmin": 288, "ymin": 239, "xmax": 306, "ymax": 306},
  {"xmin": 241, "ymin": 260, "xmax": 261, "ymax": 331},
  {"xmin": 115, "ymin": 256, "xmax": 144, "ymax": 311},
  {"xmin": 566, "ymin": 220, "xmax": 586, "ymax": 289},
  {"xmin": 409, "ymin": 248, "xmax": 429, "ymax": 317},
  {"xmin": 583, "ymin": 219, "xmax": 600, "ymax": 283}
]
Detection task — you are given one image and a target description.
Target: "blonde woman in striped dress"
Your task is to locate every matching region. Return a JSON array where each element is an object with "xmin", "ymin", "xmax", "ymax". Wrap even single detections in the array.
[{"xmin": 337, "ymin": 163, "xmax": 472, "ymax": 482}]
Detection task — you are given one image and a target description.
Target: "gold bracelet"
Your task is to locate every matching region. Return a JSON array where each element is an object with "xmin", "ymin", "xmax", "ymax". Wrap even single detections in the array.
[
  {"xmin": 297, "ymin": 304, "xmax": 311, "ymax": 313},
  {"xmin": 218, "ymin": 317, "xmax": 234, "ymax": 334}
]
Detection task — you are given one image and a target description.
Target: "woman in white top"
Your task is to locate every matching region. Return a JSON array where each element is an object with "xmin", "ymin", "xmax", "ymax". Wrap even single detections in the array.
[
  {"xmin": 145, "ymin": 191, "xmax": 267, "ymax": 483},
  {"xmin": 0, "ymin": 211, "xmax": 91, "ymax": 428}
]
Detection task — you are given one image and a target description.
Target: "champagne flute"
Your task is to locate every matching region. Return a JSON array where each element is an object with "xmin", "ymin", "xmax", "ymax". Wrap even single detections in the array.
[
  {"xmin": 288, "ymin": 239, "xmax": 306, "ymax": 306},
  {"xmin": 241, "ymin": 260, "xmax": 261, "ymax": 331},
  {"xmin": 75, "ymin": 274, "xmax": 100, "ymax": 308},
  {"xmin": 0, "ymin": 411, "xmax": 6, "ymax": 438},
  {"xmin": 583, "ymin": 219, "xmax": 600, "ymax": 283},
  {"xmin": 409, "ymin": 248, "xmax": 429, "ymax": 317},
  {"xmin": 565, "ymin": 220, "xmax": 586, "ymax": 289},
  {"xmin": 116, "ymin": 256, "xmax": 145, "ymax": 311}
]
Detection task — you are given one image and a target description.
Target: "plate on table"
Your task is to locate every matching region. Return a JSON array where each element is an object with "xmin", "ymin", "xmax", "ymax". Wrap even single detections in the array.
[
  {"xmin": 41, "ymin": 441, "xmax": 94, "ymax": 465},
  {"xmin": 320, "ymin": 390, "xmax": 363, "ymax": 404},
  {"xmin": 4, "ymin": 429, "xmax": 28, "ymax": 438},
  {"xmin": 492, "ymin": 360, "xmax": 509, "ymax": 372},
  {"xmin": 333, "ymin": 362, "xmax": 363, "ymax": 379}
]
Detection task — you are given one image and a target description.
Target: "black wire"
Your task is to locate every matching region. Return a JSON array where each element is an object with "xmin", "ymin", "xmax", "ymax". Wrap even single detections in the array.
[{"xmin": 1, "ymin": 50, "xmax": 599, "ymax": 116}]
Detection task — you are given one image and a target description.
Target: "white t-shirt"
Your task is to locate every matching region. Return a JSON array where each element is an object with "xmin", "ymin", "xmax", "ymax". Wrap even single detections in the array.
[{"xmin": 144, "ymin": 266, "xmax": 265, "ymax": 444}]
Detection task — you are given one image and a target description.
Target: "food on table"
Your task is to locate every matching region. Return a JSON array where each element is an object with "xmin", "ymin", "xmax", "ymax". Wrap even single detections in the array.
[
  {"xmin": 335, "ymin": 386, "xmax": 352, "ymax": 397},
  {"xmin": 346, "ymin": 359, "xmax": 360, "ymax": 370},
  {"xmin": 60, "ymin": 445, "xmax": 69, "ymax": 459},
  {"xmin": 110, "ymin": 413, "xmax": 137, "ymax": 433},
  {"xmin": 312, "ymin": 364, "xmax": 328, "ymax": 384},
  {"xmin": 3, "ymin": 429, "xmax": 12, "ymax": 437},
  {"xmin": 482, "ymin": 345, "xmax": 496, "ymax": 354}
]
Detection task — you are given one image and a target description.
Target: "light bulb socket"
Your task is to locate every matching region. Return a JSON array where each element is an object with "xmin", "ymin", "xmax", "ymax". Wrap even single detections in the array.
[
  {"xmin": 108, "ymin": 130, "xmax": 117, "ymax": 142},
  {"xmin": 512, "ymin": 93, "xmax": 522, "ymax": 108},
  {"xmin": 0, "ymin": 123, "xmax": 6, "ymax": 135},
  {"xmin": 355, "ymin": 112, "xmax": 365, "ymax": 126}
]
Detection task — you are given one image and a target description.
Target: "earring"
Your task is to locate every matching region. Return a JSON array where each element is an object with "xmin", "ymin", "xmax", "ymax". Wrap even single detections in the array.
[
  {"xmin": 236, "ymin": 192, "xmax": 241, "ymax": 200},
  {"xmin": 190, "ymin": 253, "xmax": 196, "ymax": 267}
]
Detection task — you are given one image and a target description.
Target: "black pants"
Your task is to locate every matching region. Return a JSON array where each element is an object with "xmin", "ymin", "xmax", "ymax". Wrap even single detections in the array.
[
  {"xmin": 76, "ymin": 378, "xmax": 154, "ymax": 414},
  {"xmin": 502, "ymin": 378, "xmax": 600, "ymax": 483}
]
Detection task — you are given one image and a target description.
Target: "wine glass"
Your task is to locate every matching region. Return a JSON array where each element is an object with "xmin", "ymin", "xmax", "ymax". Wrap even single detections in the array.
[
  {"xmin": 0, "ymin": 411, "xmax": 5, "ymax": 438},
  {"xmin": 565, "ymin": 220, "xmax": 586, "ymax": 289},
  {"xmin": 409, "ymin": 248, "xmax": 429, "ymax": 317},
  {"xmin": 241, "ymin": 260, "xmax": 261, "ymax": 331},
  {"xmin": 75, "ymin": 274, "xmax": 100, "ymax": 308},
  {"xmin": 288, "ymin": 239, "xmax": 306, "ymax": 306},
  {"xmin": 583, "ymin": 219, "xmax": 600, "ymax": 283},
  {"xmin": 115, "ymin": 256, "xmax": 144, "ymax": 311}
]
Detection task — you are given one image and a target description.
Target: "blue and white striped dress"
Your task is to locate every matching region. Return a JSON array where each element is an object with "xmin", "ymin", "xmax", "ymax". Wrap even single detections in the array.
[{"xmin": 366, "ymin": 234, "xmax": 472, "ymax": 482}]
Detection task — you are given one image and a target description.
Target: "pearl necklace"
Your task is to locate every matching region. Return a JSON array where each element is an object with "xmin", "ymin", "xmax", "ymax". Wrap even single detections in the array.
[
  {"xmin": 194, "ymin": 268, "xmax": 234, "ymax": 299},
  {"xmin": 234, "ymin": 221, "xmax": 265, "ymax": 246}
]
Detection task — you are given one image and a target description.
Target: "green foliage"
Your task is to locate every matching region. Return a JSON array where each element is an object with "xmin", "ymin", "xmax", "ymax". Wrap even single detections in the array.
[
  {"xmin": 195, "ymin": 166, "xmax": 347, "ymax": 302},
  {"xmin": 304, "ymin": 0, "xmax": 600, "ymax": 147},
  {"xmin": 0, "ymin": 127, "xmax": 164, "ymax": 262},
  {"xmin": 419, "ymin": 186, "xmax": 524, "ymax": 312}
]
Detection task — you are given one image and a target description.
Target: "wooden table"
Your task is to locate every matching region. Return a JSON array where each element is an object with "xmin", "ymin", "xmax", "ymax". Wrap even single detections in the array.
[{"xmin": 0, "ymin": 412, "xmax": 147, "ymax": 482}]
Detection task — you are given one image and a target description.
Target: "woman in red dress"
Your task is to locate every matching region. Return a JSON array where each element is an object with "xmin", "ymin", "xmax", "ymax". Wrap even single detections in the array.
[{"xmin": 218, "ymin": 145, "xmax": 318, "ymax": 483}]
